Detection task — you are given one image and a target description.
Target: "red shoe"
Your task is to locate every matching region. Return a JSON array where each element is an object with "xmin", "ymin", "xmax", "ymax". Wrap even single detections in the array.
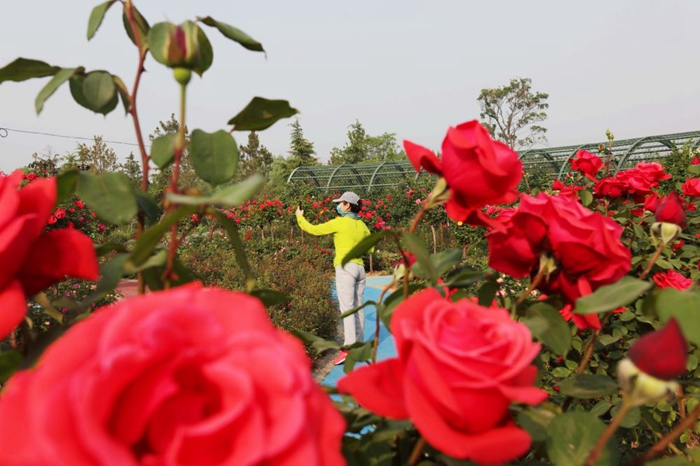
[{"xmin": 333, "ymin": 350, "xmax": 349, "ymax": 365}]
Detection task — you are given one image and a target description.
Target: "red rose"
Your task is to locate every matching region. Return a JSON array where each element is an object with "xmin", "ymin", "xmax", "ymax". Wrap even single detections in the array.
[
  {"xmin": 338, "ymin": 289, "xmax": 546, "ymax": 464},
  {"xmin": 404, "ymin": 120, "xmax": 522, "ymax": 228},
  {"xmin": 0, "ymin": 284, "xmax": 345, "ymax": 465},
  {"xmin": 628, "ymin": 318, "xmax": 687, "ymax": 381},
  {"xmin": 652, "ymin": 270, "xmax": 693, "ymax": 290},
  {"xmin": 0, "ymin": 171, "xmax": 98, "ymax": 339},
  {"xmin": 682, "ymin": 178, "xmax": 700, "ymax": 197},
  {"xmin": 693, "ymin": 156, "xmax": 700, "ymax": 165},
  {"xmin": 54, "ymin": 208, "xmax": 66, "ymax": 219},
  {"xmin": 644, "ymin": 193, "xmax": 660, "ymax": 213},
  {"xmin": 488, "ymin": 193, "xmax": 631, "ymax": 328},
  {"xmin": 551, "ymin": 179, "xmax": 565, "ymax": 191},
  {"xmin": 655, "ymin": 192, "xmax": 686, "ymax": 228},
  {"xmin": 594, "ymin": 177, "xmax": 626, "ymax": 199},
  {"xmin": 569, "ymin": 150, "xmax": 603, "ymax": 180}
]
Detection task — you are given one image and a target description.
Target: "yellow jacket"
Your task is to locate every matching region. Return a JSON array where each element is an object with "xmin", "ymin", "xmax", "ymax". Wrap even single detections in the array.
[{"xmin": 296, "ymin": 215, "xmax": 373, "ymax": 267}]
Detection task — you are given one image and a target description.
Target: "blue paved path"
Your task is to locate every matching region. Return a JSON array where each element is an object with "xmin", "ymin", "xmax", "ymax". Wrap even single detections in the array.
[{"xmin": 322, "ymin": 275, "xmax": 397, "ymax": 387}]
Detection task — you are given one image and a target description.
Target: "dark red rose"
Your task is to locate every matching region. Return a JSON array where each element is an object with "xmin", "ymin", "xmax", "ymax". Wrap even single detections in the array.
[
  {"xmin": 655, "ymin": 192, "xmax": 686, "ymax": 228},
  {"xmin": 682, "ymin": 178, "xmax": 700, "ymax": 197},
  {"xmin": 569, "ymin": 150, "xmax": 604, "ymax": 180},
  {"xmin": 628, "ymin": 318, "xmax": 687, "ymax": 381},
  {"xmin": 404, "ymin": 120, "xmax": 522, "ymax": 228},
  {"xmin": 652, "ymin": 270, "xmax": 693, "ymax": 290},
  {"xmin": 488, "ymin": 193, "xmax": 631, "ymax": 329},
  {"xmin": 338, "ymin": 289, "xmax": 546, "ymax": 464}
]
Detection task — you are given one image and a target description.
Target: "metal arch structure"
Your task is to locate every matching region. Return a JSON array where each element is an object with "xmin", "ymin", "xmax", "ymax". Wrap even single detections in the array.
[{"xmin": 287, "ymin": 130, "xmax": 700, "ymax": 191}]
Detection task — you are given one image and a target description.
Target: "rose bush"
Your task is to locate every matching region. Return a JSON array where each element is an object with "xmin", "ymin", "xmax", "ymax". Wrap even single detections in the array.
[
  {"xmin": 0, "ymin": 284, "xmax": 345, "ymax": 465},
  {"xmin": 338, "ymin": 288, "xmax": 547, "ymax": 464}
]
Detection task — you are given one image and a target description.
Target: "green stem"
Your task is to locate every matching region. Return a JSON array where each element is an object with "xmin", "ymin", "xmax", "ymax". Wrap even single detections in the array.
[
  {"xmin": 515, "ymin": 266, "xmax": 547, "ymax": 306},
  {"xmin": 372, "ymin": 280, "xmax": 396, "ymax": 363},
  {"xmin": 585, "ymin": 398, "xmax": 632, "ymax": 466},
  {"xmin": 409, "ymin": 207, "xmax": 426, "ymax": 234}
]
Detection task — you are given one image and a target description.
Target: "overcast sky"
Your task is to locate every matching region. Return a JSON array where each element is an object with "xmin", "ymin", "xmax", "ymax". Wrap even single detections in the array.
[{"xmin": 1, "ymin": 1, "xmax": 700, "ymax": 173}]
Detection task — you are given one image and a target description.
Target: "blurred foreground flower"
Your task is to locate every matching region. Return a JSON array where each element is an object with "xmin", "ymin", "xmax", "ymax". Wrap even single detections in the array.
[
  {"xmin": 338, "ymin": 288, "xmax": 546, "ymax": 464},
  {"xmin": 0, "ymin": 284, "xmax": 345, "ymax": 465},
  {"xmin": 0, "ymin": 171, "xmax": 98, "ymax": 339}
]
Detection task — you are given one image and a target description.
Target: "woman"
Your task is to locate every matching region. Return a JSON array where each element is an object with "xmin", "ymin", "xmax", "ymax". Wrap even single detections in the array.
[{"xmin": 295, "ymin": 191, "xmax": 372, "ymax": 365}]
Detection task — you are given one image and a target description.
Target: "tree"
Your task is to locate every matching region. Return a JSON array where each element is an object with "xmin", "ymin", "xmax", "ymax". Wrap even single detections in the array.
[
  {"xmin": 120, "ymin": 152, "xmax": 142, "ymax": 187},
  {"xmin": 287, "ymin": 118, "xmax": 317, "ymax": 167},
  {"xmin": 75, "ymin": 136, "xmax": 120, "ymax": 173},
  {"xmin": 238, "ymin": 131, "xmax": 274, "ymax": 179},
  {"xmin": 329, "ymin": 120, "xmax": 368, "ymax": 165},
  {"xmin": 477, "ymin": 77, "xmax": 549, "ymax": 150},
  {"xmin": 366, "ymin": 132, "xmax": 405, "ymax": 163}
]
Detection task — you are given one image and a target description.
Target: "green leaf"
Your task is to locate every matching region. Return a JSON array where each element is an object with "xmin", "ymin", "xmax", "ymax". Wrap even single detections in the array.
[
  {"xmin": 69, "ymin": 72, "xmax": 119, "ymax": 115},
  {"xmin": 76, "ymin": 253, "xmax": 128, "ymax": 311},
  {"xmin": 87, "ymin": 0, "xmax": 117, "ymax": 40},
  {"xmin": 127, "ymin": 205, "xmax": 197, "ymax": 268},
  {"xmin": 413, "ymin": 248, "xmax": 462, "ymax": 279},
  {"xmin": 522, "ymin": 303, "xmax": 572, "ymax": 356},
  {"xmin": 35, "ymin": 67, "xmax": 82, "ymax": 114},
  {"xmin": 210, "ymin": 210, "xmax": 256, "ymax": 289},
  {"xmin": 443, "ymin": 264, "xmax": 486, "ymax": 288},
  {"xmin": 557, "ymin": 374, "xmax": 619, "ymax": 398},
  {"xmin": 403, "ymin": 232, "xmax": 438, "ymax": 284},
  {"xmin": 189, "ymin": 129, "xmax": 239, "ymax": 186},
  {"xmin": 0, "ymin": 351, "xmax": 22, "ymax": 384},
  {"xmin": 198, "ymin": 16, "xmax": 265, "ymax": 53},
  {"xmin": 150, "ymin": 133, "xmax": 176, "ymax": 169},
  {"xmin": 478, "ymin": 281, "xmax": 498, "ymax": 307},
  {"xmin": 611, "ymin": 402, "xmax": 640, "ymax": 428},
  {"xmin": 134, "ymin": 189, "xmax": 160, "ymax": 226},
  {"xmin": 517, "ymin": 406, "xmax": 558, "ymax": 442},
  {"xmin": 546, "ymin": 412, "xmax": 619, "ymax": 466},
  {"xmin": 194, "ymin": 25, "xmax": 213, "ymax": 76},
  {"xmin": 552, "ymin": 367, "xmax": 571, "ymax": 378},
  {"xmin": 574, "ymin": 277, "xmax": 652, "ymax": 315},
  {"xmin": 112, "ymin": 75, "xmax": 130, "ymax": 114},
  {"xmin": 141, "ymin": 256, "xmax": 196, "ymax": 291},
  {"xmin": 227, "ymin": 97, "xmax": 298, "ymax": 131},
  {"xmin": 250, "ymin": 289, "xmax": 288, "ymax": 307},
  {"xmin": 55, "ymin": 169, "xmax": 79, "ymax": 205},
  {"xmin": 688, "ymin": 165, "xmax": 700, "ymax": 175},
  {"xmin": 82, "ymin": 71, "xmax": 118, "ymax": 114},
  {"xmin": 340, "ymin": 300, "xmax": 377, "ymax": 319},
  {"xmin": 0, "ymin": 58, "xmax": 60, "ymax": 84},
  {"xmin": 122, "ymin": 6, "xmax": 150, "ymax": 51},
  {"xmin": 342, "ymin": 231, "xmax": 393, "ymax": 266},
  {"xmin": 655, "ymin": 288, "xmax": 700, "ymax": 346},
  {"xmin": 77, "ymin": 172, "xmax": 137, "ymax": 225},
  {"xmin": 578, "ymin": 189, "xmax": 593, "ymax": 207},
  {"xmin": 167, "ymin": 174, "xmax": 264, "ymax": 207},
  {"xmin": 291, "ymin": 329, "xmax": 340, "ymax": 354}
]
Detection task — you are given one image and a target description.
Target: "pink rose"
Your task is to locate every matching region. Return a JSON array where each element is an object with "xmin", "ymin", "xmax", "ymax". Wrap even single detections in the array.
[
  {"xmin": 338, "ymin": 289, "xmax": 546, "ymax": 464},
  {"xmin": 0, "ymin": 171, "xmax": 98, "ymax": 339},
  {"xmin": 404, "ymin": 120, "xmax": 522, "ymax": 228},
  {"xmin": 0, "ymin": 284, "xmax": 345, "ymax": 465}
]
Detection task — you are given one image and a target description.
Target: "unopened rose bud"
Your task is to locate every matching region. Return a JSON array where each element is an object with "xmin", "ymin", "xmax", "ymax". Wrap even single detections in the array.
[
  {"xmin": 149, "ymin": 21, "xmax": 211, "ymax": 76},
  {"xmin": 655, "ymin": 192, "xmax": 686, "ymax": 228},
  {"xmin": 425, "ymin": 177, "xmax": 451, "ymax": 209},
  {"xmin": 651, "ymin": 222, "xmax": 682, "ymax": 246},
  {"xmin": 617, "ymin": 358, "xmax": 678, "ymax": 406}
]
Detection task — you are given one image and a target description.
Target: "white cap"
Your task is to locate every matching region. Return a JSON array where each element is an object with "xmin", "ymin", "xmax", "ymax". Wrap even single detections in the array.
[{"xmin": 332, "ymin": 191, "xmax": 360, "ymax": 205}]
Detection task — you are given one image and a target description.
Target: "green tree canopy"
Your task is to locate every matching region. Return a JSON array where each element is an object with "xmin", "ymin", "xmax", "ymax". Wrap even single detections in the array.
[{"xmin": 477, "ymin": 77, "xmax": 549, "ymax": 150}]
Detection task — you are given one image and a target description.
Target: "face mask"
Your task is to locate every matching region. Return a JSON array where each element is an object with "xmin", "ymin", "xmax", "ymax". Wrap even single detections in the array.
[{"xmin": 336, "ymin": 204, "xmax": 344, "ymax": 215}]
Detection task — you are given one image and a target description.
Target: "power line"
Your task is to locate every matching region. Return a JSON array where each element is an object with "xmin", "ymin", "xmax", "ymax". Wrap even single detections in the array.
[{"xmin": 0, "ymin": 126, "xmax": 148, "ymax": 148}]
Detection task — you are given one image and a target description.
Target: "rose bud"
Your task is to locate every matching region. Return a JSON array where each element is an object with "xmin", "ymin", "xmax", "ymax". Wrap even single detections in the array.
[
  {"xmin": 618, "ymin": 319, "xmax": 687, "ymax": 406},
  {"xmin": 148, "ymin": 21, "xmax": 212, "ymax": 77},
  {"xmin": 655, "ymin": 192, "xmax": 686, "ymax": 228},
  {"xmin": 643, "ymin": 193, "xmax": 660, "ymax": 213}
]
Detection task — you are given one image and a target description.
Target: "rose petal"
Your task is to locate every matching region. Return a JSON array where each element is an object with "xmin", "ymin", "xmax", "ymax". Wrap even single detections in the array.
[{"xmin": 337, "ymin": 359, "xmax": 409, "ymax": 419}]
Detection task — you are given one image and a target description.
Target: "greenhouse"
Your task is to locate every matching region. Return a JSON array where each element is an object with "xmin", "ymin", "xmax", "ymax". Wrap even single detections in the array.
[{"xmin": 287, "ymin": 129, "xmax": 700, "ymax": 192}]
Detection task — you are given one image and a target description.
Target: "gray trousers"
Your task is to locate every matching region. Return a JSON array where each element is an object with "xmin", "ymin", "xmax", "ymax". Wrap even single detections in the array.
[{"xmin": 335, "ymin": 263, "xmax": 366, "ymax": 345}]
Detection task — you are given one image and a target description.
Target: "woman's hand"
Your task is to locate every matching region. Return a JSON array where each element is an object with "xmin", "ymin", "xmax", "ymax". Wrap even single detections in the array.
[{"xmin": 295, "ymin": 207, "xmax": 304, "ymax": 217}]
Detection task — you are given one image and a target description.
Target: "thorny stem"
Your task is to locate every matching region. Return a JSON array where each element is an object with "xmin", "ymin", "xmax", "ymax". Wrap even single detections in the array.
[
  {"xmin": 625, "ymin": 403, "xmax": 700, "ymax": 466},
  {"xmin": 639, "ymin": 241, "xmax": 665, "ymax": 280},
  {"xmin": 407, "ymin": 437, "xmax": 427, "ymax": 466},
  {"xmin": 585, "ymin": 398, "xmax": 632, "ymax": 466},
  {"xmin": 124, "ymin": 0, "xmax": 150, "ymax": 294}
]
